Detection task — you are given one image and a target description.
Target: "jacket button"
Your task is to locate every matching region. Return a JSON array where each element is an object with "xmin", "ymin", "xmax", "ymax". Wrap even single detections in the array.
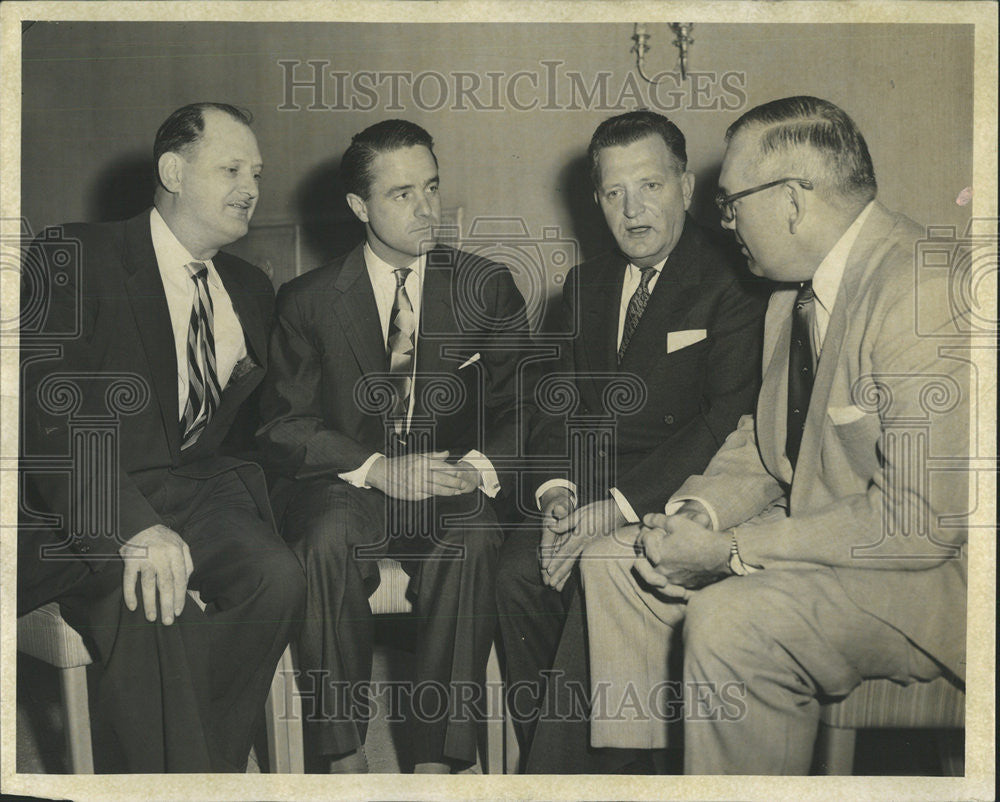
[{"xmin": 663, "ymin": 414, "xmax": 675, "ymax": 424}]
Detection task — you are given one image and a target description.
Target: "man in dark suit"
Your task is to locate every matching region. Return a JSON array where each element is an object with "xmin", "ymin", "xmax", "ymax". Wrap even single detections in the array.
[
  {"xmin": 495, "ymin": 110, "xmax": 767, "ymax": 772},
  {"xmin": 18, "ymin": 103, "xmax": 306, "ymax": 772},
  {"xmin": 257, "ymin": 119, "xmax": 531, "ymax": 773},
  {"xmin": 584, "ymin": 96, "xmax": 969, "ymax": 774}
]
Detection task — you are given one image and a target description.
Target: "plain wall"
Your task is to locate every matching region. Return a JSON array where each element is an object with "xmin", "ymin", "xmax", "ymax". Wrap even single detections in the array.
[{"xmin": 22, "ymin": 21, "xmax": 974, "ymax": 279}]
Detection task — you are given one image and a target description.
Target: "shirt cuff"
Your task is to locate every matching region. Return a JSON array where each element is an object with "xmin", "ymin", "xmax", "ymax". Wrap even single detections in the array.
[
  {"xmin": 338, "ymin": 453, "xmax": 384, "ymax": 489},
  {"xmin": 461, "ymin": 450, "xmax": 501, "ymax": 498},
  {"xmin": 663, "ymin": 496, "xmax": 721, "ymax": 531},
  {"xmin": 535, "ymin": 479, "xmax": 578, "ymax": 511},
  {"xmin": 608, "ymin": 487, "xmax": 640, "ymax": 524}
]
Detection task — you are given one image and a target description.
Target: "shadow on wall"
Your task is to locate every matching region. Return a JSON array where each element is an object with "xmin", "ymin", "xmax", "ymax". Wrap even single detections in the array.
[
  {"xmin": 86, "ymin": 151, "xmax": 155, "ymax": 222},
  {"xmin": 689, "ymin": 160, "xmax": 724, "ymax": 231},
  {"xmin": 556, "ymin": 153, "xmax": 616, "ymax": 265},
  {"xmin": 294, "ymin": 155, "xmax": 365, "ymax": 269}
]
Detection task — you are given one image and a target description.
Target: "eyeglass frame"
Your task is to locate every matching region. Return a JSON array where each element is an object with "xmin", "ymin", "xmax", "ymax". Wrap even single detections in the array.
[{"xmin": 714, "ymin": 178, "xmax": 814, "ymax": 222}]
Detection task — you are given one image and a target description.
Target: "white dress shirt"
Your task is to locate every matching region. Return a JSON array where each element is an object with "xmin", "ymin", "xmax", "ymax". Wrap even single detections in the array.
[
  {"xmin": 338, "ymin": 243, "xmax": 500, "ymax": 497},
  {"xmin": 149, "ymin": 208, "xmax": 247, "ymax": 418},
  {"xmin": 666, "ymin": 202, "xmax": 876, "ymax": 529},
  {"xmin": 536, "ymin": 256, "xmax": 669, "ymax": 519}
]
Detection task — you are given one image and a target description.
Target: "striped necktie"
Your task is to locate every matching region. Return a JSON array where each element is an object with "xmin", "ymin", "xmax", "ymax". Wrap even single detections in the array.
[
  {"xmin": 618, "ymin": 266, "xmax": 656, "ymax": 363},
  {"xmin": 387, "ymin": 267, "xmax": 416, "ymax": 434},
  {"xmin": 180, "ymin": 261, "xmax": 222, "ymax": 449}
]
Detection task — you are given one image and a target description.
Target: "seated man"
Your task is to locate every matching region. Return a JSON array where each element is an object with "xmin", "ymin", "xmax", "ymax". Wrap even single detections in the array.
[
  {"xmin": 257, "ymin": 119, "xmax": 532, "ymax": 773},
  {"xmin": 581, "ymin": 96, "xmax": 969, "ymax": 773},
  {"xmin": 496, "ymin": 110, "xmax": 766, "ymax": 772},
  {"xmin": 18, "ymin": 102, "xmax": 306, "ymax": 772}
]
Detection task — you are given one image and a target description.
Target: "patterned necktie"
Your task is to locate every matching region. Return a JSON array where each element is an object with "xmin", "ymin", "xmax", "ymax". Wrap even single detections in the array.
[
  {"xmin": 387, "ymin": 267, "xmax": 416, "ymax": 433},
  {"xmin": 618, "ymin": 265, "xmax": 657, "ymax": 363},
  {"xmin": 786, "ymin": 281, "xmax": 815, "ymax": 470},
  {"xmin": 180, "ymin": 261, "xmax": 222, "ymax": 449}
]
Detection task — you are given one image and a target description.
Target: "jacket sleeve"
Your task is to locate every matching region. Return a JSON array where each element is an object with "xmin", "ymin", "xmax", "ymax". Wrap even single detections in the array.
[
  {"xmin": 21, "ymin": 228, "xmax": 162, "ymax": 567},
  {"xmin": 256, "ymin": 283, "xmax": 376, "ymax": 480}
]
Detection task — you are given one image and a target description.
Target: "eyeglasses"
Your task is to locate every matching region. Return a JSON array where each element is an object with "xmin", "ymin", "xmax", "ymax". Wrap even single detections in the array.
[{"xmin": 714, "ymin": 178, "xmax": 814, "ymax": 223}]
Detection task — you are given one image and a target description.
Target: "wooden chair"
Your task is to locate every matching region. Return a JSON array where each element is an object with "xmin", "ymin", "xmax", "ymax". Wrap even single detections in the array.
[
  {"xmin": 16, "ymin": 601, "xmax": 300, "ymax": 773},
  {"xmin": 815, "ymin": 676, "xmax": 965, "ymax": 775}
]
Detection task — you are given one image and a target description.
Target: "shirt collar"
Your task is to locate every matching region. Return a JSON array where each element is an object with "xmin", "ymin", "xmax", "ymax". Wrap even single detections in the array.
[
  {"xmin": 149, "ymin": 207, "xmax": 221, "ymax": 288},
  {"xmin": 810, "ymin": 201, "xmax": 875, "ymax": 316},
  {"xmin": 626, "ymin": 255, "xmax": 669, "ymax": 276},
  {"xmin": 363, "ymin": 242, "xmax": 426, "ymax": 281}
]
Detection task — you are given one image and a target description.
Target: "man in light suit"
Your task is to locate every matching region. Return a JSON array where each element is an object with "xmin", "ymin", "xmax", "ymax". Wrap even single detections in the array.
[
  {"xmin": 495, "ymin": 110, "xmax": 767, "ymax": 772},
  {"xmin": 257, "ymin": 119, "xmax": 531, "ymax": 773},
  {"xmin": 18, "ymin": 103, "xmax": 306, "ymax": 772},
  {"xmin": 581, "ymin": 96, "xmax": 969, "ymax": 773}
]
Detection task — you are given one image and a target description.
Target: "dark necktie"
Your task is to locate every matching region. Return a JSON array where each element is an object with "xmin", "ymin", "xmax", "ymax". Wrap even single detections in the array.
[
  {"xmin": 387, "ymin": 267, "xmax": 416, "ymax": 434},
  {"xmin": 618, "ymin": 266, "xmax": 656, "ymax": 363},
  {"xmin": 786, "ymin": 281, "xmax": 815, "ymax": 470},
  {"xmin": 180, "ymin": 261, "xmax": 222, "ymax": 449}
]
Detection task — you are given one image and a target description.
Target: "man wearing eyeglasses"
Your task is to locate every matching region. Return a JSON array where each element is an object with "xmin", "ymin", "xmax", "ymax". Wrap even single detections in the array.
[{"xmin": 581, "ymin": 96, "xmax": 969, "ymax": 774}]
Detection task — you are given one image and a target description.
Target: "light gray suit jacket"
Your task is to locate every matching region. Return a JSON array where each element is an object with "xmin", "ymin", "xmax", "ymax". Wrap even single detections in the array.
[{"xmin": 676, "ymin": 202, "xmax": 969, "ymax": 680}]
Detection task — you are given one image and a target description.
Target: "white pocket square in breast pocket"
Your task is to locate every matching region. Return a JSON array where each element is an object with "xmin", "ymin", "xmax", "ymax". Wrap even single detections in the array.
[
  {"xmin": 458, "ymin": 352, "xmax": 481, "ymax": 370},
  {"xmin": 827, "ymin": 404, "xmax": 868, "ymax": 425},
  {"xmin": 666, "ymin": 329, "xmax": 707, "ymax": 354}
]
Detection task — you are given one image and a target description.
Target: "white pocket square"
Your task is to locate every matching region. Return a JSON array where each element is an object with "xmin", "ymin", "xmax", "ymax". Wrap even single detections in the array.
[
  {"xmin": 458, "ymin": 352, "xmax": 481, "ymax": 369},
  {"xmin": 666, "ymin": 329, "xmax": 707, "ymax": 353},
  {"xmin": 827, "ymin": 404, "xmax": 868, "ymax": 425}
]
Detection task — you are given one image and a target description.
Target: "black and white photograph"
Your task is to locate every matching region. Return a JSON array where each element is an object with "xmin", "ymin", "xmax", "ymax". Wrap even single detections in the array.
[{"xmin": 1, "ymin": 2, "xmax": 995, "ymax": 801}]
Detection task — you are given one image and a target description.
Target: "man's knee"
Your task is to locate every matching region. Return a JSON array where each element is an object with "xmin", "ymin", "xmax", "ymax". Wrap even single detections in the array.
[
  {"xmin": 685, "ymin": 578, "xmax": 781, "ymax": 662},
  {"xmin": 578, "ymin": 529, "xmax": 638, "ymax": 589}
]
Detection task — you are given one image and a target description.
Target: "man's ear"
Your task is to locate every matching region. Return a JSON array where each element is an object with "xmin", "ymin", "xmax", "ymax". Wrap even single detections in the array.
[
  {"xmin": 158, "ymin": 152, "xmax": 183, "ymax": 194},
  {"xmin": 681, "ymin": 171, "xmax": 696, "ymax": 210},
  {"xmin": 786, "ymin": 182, "xmax": 807, "ymax": 234},
  {"xmin": 345, "ymin": 193, "xmax": 369, "ymax": 223}
]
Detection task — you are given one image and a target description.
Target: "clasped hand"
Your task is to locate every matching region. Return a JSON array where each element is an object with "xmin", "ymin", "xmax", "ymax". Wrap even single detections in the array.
[
  {"xmin": 631, "ymin": 506, "xmax": 731, "ymax": 600},
  {"xmin": 368, "ymin": 451, "xmax": 481, "ymax": 501},
  {"xmin": 539, "ymin": 492, "xmax": 625, "ymax": 592}
]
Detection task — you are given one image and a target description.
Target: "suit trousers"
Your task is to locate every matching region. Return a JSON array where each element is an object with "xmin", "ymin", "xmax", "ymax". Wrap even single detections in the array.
[
  {"xmin": 581, "ymin": 529, "xmax": 946, "ymax": 774},
  {"xmin": 19, "ymin": 471, "xmax": 306, "ymax": 773},
  {"xmin": 280, "ymin": 478, "xmax": 502, "ymax": 767},
  {"xmin": 496, "ymin": 528, "xmax": 643, "ymax": 773}
]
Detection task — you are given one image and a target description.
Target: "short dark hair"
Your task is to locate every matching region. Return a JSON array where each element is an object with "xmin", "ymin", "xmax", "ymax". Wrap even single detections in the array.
[
  {"xmin": 341, "ymin": 119, "xmax": 436, "ymax": 199},
  {"xmin": 153, "ymin": 102, "xmax": 253, "ymax": 189},
  {"xmin": 588, "ymin": 110, "xmax": 687, "ymax": 187},
  {"xmin": 725, "ymin": 96, "xmax": 877, "ymax": 205}
]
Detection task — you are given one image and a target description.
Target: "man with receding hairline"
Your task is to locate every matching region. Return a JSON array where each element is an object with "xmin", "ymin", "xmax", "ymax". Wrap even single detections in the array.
[
  {"xmin": 19, "ymin": 102, "xmax": 305, "ymax": 772},
  {"xmin": 582, "ymin": 96, "xmax": 968, "ymax": 774}
]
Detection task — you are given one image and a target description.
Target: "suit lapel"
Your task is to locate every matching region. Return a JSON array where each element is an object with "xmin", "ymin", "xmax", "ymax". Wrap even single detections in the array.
[
  {"xmin": 757, "ymin": 289, "xmax": 796, "ymax": 483},
  {"xmin": 415, "ymin": 245, "xmax": 455, "ymax": 377},
  {"xmin": 333, "ymin": 244, "xmax": 386, "ymax": 377},
  {"xmin": 122, "ymin": 211, "xmax": 182, "ymax": 456},
  {"xmin": 581, "ymin": 253, "xmax": 623, "ymax": 376},
  {"xmin": 789, "ymin": 202, "xmax": 898, "ymax": 505},
  {"xmin": 214, "ymin": 252, "xmax": 266, "ymax": 368}
]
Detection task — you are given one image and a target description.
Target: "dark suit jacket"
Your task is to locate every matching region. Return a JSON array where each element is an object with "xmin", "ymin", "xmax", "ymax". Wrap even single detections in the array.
[
  {"xmin": 20, "ymin": 209, "xmax": 275, "ymax": 591},
  {"xmin": 257, "ymin": 242, "xmax": 531, "ymax": 508},
  {"xmin": 531, "ymin": 215, "xmax": 768, "ymax": 515}
]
